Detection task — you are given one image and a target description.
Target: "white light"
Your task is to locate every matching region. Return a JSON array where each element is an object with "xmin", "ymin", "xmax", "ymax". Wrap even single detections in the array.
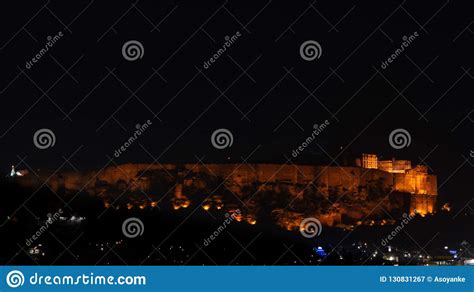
[{"xmin": 464, "ymin": 259, "xmax": 474, "ymax": 265}]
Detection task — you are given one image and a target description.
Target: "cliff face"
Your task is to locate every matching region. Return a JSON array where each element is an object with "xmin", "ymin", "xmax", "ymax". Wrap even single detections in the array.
[{"xmin": 17, "ymin": 163, "xmax": 437, "ymax": 229}]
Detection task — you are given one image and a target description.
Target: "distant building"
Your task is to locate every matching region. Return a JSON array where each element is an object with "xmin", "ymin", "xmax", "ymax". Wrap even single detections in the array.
[
  {"xmin": 361, "ymin": 154, "xmax": 378, "ymax": 169},
  {"xmin": 378, "ymin": 158, "xmax": 412, "ymax": 173},
  {"xmin": 359, "ymin": 154, "xmax": 427, "ymax": 175},
  {"xmin": 358, "ymin": 154, "xmax": 435, "ymax": 215}
]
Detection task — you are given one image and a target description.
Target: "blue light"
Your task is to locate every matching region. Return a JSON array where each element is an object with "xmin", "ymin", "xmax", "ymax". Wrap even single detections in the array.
[{"xmin": 313, "ymin": 246, "xmax": 327, "ymax": 257}]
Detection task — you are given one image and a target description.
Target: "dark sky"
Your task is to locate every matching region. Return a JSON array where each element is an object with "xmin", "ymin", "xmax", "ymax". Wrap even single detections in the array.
[{"xmin": 0, "ymin": 1, "xmax": 472, "ymax": 206}]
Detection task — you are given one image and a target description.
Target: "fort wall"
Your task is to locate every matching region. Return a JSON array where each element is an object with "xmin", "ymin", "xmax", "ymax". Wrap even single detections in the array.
[{"xmin": 18, "ymin": 163, "xmax": 437, "ymax": 215}]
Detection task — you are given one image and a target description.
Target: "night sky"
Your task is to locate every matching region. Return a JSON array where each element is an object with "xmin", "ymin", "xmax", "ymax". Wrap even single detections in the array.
[{"xmin": 0, "ymin": 1, "xmax": 472, "ymax": 208}]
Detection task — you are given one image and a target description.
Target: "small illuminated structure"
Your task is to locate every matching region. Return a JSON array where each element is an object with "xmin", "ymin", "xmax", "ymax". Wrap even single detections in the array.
[
  {"xmin": 361, "ymin": 154, "xmax": 378, "ymax": 169},
  {"xmin": 246, "ymin": 216, "xmax": 257, "ymax": 225},
  {"xmin": 172, "ymin": 198, "xmax": 191, "ymax": 210},
  {"xmin": 314, "ymin": 246, "xmax": 327, "ymax": 257},
  {"xmin": 172, "ymin": 183, "xmax": 191, "ymax": 209},
  {"xmin": 10, "ymin": 165, "xmax": 24, "ymax": 177},
  {"xmin": 378, "ymin": 158, "xmax": 412, "ymax": 173},
  {"xmin": 441, "ymin": 203, "xmax": 451, "ymax": 212}
]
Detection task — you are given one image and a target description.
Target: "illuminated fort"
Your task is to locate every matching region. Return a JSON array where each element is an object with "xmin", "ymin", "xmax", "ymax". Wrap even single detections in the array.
[
  {"xmin": 17, "ymin": 154, "xmax": 437, "ymax": 228},
  {"xmin": 358, "ymin": 153, "xmax": 437, "ymax": 214}
]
